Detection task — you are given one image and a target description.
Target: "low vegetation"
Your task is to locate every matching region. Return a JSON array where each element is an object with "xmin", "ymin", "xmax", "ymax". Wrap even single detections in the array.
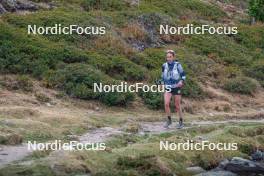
[
  {"xmin": 223, "ymin": 76, "xmax": 258, "ymax": 94},
  {"xmin": 1, "ymin": 123, "xmax": 262, "ymax": 176},
  {"xmin": 0, "ymin": 0, "xmax": 263, "ymax": 107}
]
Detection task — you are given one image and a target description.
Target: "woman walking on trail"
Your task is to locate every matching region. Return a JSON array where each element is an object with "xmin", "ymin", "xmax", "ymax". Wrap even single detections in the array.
[{"xmin": 162, "ymin": 50, "xmax": 186, "ymax": 129}]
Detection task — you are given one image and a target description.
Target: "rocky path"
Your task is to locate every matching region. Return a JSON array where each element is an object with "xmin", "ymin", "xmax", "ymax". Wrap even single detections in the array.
[
  {"xmin": 0, "ymin": 144, "xmax": 32, "ymax": 169},
  {"xmin": 140, "ymin": 119, "xmax": 264, "ymax": 134},
  {"xmin": 1, "ymin": 119, "xmax": 264, "ymax": 169}
]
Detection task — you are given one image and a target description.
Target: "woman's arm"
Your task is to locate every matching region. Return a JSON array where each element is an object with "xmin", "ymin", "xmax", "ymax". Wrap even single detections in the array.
[{"xmin": 178, "ymin": 63, "xmax": 186, "ymax": 82}]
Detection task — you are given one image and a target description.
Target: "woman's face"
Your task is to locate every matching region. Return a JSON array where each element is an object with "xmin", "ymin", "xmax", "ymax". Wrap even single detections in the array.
[{"xmin": 166, "ymin": 53, "xmax": 174, "ymax": 62}]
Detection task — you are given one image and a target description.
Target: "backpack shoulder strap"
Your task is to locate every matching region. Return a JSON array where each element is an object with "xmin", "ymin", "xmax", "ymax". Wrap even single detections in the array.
[
  {"xmin": 163, "ymin": 63, "xmax": 168, "ymax": 70},
  {"xmin": 173, "ymin": 61, "xmax": 179, "ymax": 71}
]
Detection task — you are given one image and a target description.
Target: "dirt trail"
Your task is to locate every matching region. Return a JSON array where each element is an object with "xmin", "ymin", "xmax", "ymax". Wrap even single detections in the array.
[
  {"xmin": 1, "ymin": 119, "xmax": 264, "ymax": 169},
  {"xmin": 140, "ymin": 119, "xmax": 264, "ymax": 134},
  {"xmin": 79, "ymin": 127, "xmax": 125, "ymax": 143},
  {"xmin": 0, "ymin": 144, "xmax": 32, "ymax": 169}
]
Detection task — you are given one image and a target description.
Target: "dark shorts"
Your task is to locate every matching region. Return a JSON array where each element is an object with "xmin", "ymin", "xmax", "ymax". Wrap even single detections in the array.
[{"xmin": 166, "ymin": 87, "xmax": 181, "ymax": 95}]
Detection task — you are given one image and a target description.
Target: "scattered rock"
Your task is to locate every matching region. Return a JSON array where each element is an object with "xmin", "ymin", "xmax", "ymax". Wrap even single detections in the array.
[
  {"xmin": 1, "ymin": 0, "xmax": 16, "ymax": 12},
  {"xmin": 137, "ymin": 13, "xmax": 172, "ymax": 48},
  {"xmin": 0, "ymin": 144, "xmax": 32, "ymax": 168},
  {"xmin": 16, "ymin": 0, "xmax": 38, "ymax": 11},
  {"xmin": 67, "ymin": 135, "xmax": 79, "ymax": 141},
  {"xmin": 186, "ymin": 166, "xmax": 206, "ymax": 175},
  {"xmin": 219, "ymin": 157, "xmax": 264, "ymax": 175},
  {"xmin": 218, "ymin": 159, "xmax": 229, "ymax": 168},
  {"xmin": 46, "ymin": 103, "xmax": 52, "ymax": 107},
  {"xmin": 194, "ymin": 136, "xmax": 208, "ymax": 142},
  {"xmin": 0, "ymin": 0, "xmax": 54, "ymax": 14},
  {"xmin": 79, "ymin": 127, "xmax": 124, "ymax": 143},
  {"xmin": 0, "ymin": 3, "xmax": 7, "ymax": 13},
  {"xmin": 251, "ymin": 150, "xmax": 264, "ymax": 161}
]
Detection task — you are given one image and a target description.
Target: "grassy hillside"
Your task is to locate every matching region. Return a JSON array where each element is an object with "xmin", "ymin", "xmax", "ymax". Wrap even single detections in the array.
[
  {"xmin": 0, "ymin": 1, "xmax": 264, "ymax": 175},
  {"xmin": 1, "ymin": 0, "xmax": 263, "ymax": 108}
]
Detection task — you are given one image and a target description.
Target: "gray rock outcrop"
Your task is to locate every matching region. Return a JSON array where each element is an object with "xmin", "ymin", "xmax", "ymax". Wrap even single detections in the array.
[
  {"xmin": 0, "ymin": 0, "xmax": 53, "ymax": 14},
  {"xmin": 218, "ymin": 157, "xmax": 264, "ymax": 175}
]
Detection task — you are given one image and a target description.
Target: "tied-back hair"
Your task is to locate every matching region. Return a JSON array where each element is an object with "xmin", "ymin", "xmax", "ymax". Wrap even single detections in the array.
[{"xmin": 166, "ymin": 50, "xmax": 175, "ymax": 57}]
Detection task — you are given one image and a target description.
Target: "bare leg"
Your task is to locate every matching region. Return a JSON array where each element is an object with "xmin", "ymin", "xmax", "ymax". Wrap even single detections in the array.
[
  {"xmin": 174, "ymin": 95, "xmax": 184, "ymax": 128},
  {"xmin": 164, "ymin": 92, "xmax": 172, "ymax": 128},
  {"xmin": 174, "ymin": 95, "xmax": 182, "ymax": 119},
  {"xmin": 164, "ymin": 92, "xmax": 172, "ymax": 117}
]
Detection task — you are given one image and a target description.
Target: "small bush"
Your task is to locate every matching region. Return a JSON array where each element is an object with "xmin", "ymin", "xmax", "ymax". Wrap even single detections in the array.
[
  {"xmin": 35, "ymin": 93, "xmax": 51, "ymax": 103},
  {"xmin": 185, "ymin": 34, "xmax": 253, "ymax": 66},
  {"xmin": 247, "ymin": 59, "xmax": 264, "ymax": 87},
  {"xmin": 45, "ymin": 63, "xmax": 134, "ymax": 106},
  {"xmin": 223, "ymin": 76, "xmax": 257, "ymax": 94},
  {"xmin": 99, "ymin": 91, "xmax": 135, "ymax": 106},
  {"xmin": 82, "ymin": 0, "xmax": 128, "ymax": 11},
  {"xmin": 182, "ymin": 0, "xmax": 227, "ymax": 20},
  {"xmin": 182, "ymin": 77, "xmax": 204, "ymax": 99},
  {"xmin": 238, "ymin": 143, "xmax": 255, "ymax": 155},
  {"xmin": 139, "ymin": 91, "xmax": 163, "ymax": 109},
  {"xmin": 0, "ymin": 133, "xmax": 23, "ymax": 145},
  {"xmin": 17, "ymin": 75, "xmax": 34, "ymax": 92},
  {"xmin": 0, "ymin": 75, "xmax": 33, "ymax": 92},
  {"xmin": 117, "ymin": 155, "xmax": 172, "ymax": 176},
  {"xmin": 249, "ymin": 0, "xmax": 264, "ymax": 22}
]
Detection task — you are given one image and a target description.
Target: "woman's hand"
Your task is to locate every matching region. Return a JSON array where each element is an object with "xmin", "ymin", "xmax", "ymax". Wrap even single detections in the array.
[{"xmin": 176, "ymin": 80, "xmax": 184, "ymax": 88}]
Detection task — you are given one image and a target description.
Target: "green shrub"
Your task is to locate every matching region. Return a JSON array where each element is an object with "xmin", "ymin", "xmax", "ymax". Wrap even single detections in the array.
[
  {"xmin": 185, "ymin": 34, "xmax": 253, "ymax": 66},
  {"xmin": 109, "ymin": 56, "xmax": 147, "ymax": 81},
  {"xmin": 181, "ymin": 0, "xmax": 227, "ymax": 20},
  {"xmin": 249, "ymin": 0, "xmax": 264, "ymax": 22},
  {"xmin": 139, "ymin": 91, "xmax": 163, "ymax": 109},
  {"xmin": 116, "ymin": 155, "xmax": 172, "ymax": 176},
  {"xmin": 82, "ymin": 0, "xmax": 128, "ymax": 11},
  {"xmin": 238, "ymin": 143, "xmax": 255, "ymax": 155},
  {"xmin": 87, "ymin": 54, "xmax": 147, "ymax": 81},
  {"xmin": 247, "ymin": 59, "xmax": 264, "ymax": 87},
  {"xmin": 0, "ymin": 22, "xmax": 92, "ymax": 78},
  {"xmin": 45, "ymin": 63, "xmax": 134, "ymax": 106},
  {"xmin": 99, "ymin": 91, "xmax": 134, "ymax": 106},
  {"xmin": 223, "ymin": 76, "xmax": 258, "ymax": 94},
  {"xmin": 234, "ymin": 24, "xmax": 264, "ymax": 50},
  {"xmin": 182, "ymin": 77, "xmax": 204, "ymax": 98},
  {"xmin": 0, "ymin": 75, "xmax": 33, "ymax": 92},
  {"xmin": 35, "ymin": 92, "xmax": 51, "ymax": 102},
  {"xmin": 17, "ymin": 75, "xmax": 34, "ymax": 92},
  {"xmin": 139, "ymin": 0, "xmax": 226, "ymax": 21}
]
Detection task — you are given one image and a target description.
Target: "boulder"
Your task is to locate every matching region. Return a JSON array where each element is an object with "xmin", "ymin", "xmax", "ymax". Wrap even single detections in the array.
[
  {"xmin": 251, "ymin": 150, "xmax": 264, "ymax": 161},
  {"xmin": 186, "ymin": 166, "xmax": 206, "ymax": 175},
  {"xmin": 15, "ymin": 0, "xmax": 38, "ymax": 11},
  {"xmin": 1, "ymin": 0, "xmax": 17, "ymax": 12},
  {"xmin": 0, "ymin": 3, "xmax": 7, "ymax": 13},
  {"xmin": 0, "ymin": 0, "xmax": 49, "ymax": 14},
  {"xmin": 219, "ymin": 157, "xmax": 264, "ymax": 175}
]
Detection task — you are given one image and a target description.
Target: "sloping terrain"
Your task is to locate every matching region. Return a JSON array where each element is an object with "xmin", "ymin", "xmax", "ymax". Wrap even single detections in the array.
[{"xmin": 0, "ymin": 0, "xmax": 264, "ymax": 176}]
